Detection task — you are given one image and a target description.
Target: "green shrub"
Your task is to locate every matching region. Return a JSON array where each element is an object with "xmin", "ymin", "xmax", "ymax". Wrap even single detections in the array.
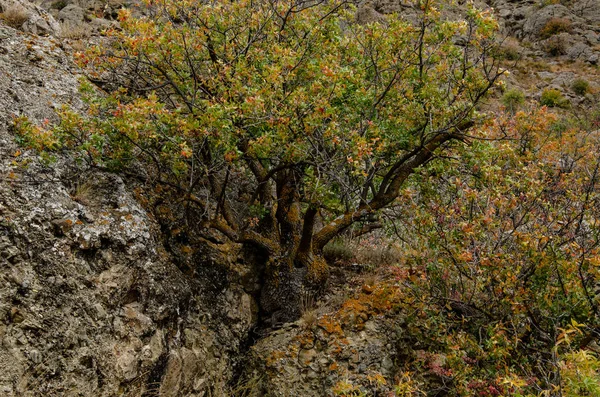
[
  {"xmin": 571, "ymin": 78, "xmax": 590, "ymax": 96},
  {"xmin": 502, "ymin": 88, "xmax": 525, "ymax": 113},
  {"xmin": 539, "ymin": 17, "xmax": 572, "ymax": 39},
  {"xmin": 540, "ymin": 88, "xmax": 569, "ymax": 108}
]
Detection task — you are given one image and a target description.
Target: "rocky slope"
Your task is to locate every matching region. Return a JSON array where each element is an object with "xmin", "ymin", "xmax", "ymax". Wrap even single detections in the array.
[{"xmin": 0, "ymin": 0, "xmax": 598, "ymax": 396}]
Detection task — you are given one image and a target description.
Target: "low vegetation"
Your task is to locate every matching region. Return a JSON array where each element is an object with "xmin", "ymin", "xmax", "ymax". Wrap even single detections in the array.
[
  {"xmin": 572, "ymin": 78, "xmax": 590, "ymax": 96},
  {"xmin": 502, "ymin": 88, "xmax": 526, "ymax": 113},
  {"xmin": 540, "ymin": 88, "xmax": 570, "ymax": 108},
  {"xmin": 0, "ymin": 4, "xmax": 29, "ymax": 29},
  {"xmin": 539, "ymin": 17, "xmax": 572, "ymax": 39}
]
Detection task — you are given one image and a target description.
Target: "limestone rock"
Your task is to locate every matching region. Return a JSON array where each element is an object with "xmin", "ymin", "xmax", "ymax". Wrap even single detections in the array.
[
  {"xmin": 0, "ymin": 23, "xmax": 255, "ymax": 396},
  {"xmin": 0, "ymin": 0, "xmax": 61, "ymax": 36}
]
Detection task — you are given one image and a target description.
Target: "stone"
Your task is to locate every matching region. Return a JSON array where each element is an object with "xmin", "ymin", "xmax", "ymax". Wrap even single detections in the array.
[
  {"xmin": 28, "ymin": 348, "xmax": 41, "ymax": 363},
  {"xmin": 57, "ymin": 4, "xmax": 84, "ymax": 24},
  {"xmin": 298, "ymin": 348, "xmax": 317, "ymax": 365},
  {"xmin": 0, "ymin": 23, "xmax": 252, "ymax": 395},
  {"xmin": 116, "ymin": 350, "xmax": 138, "ymax": 381}
]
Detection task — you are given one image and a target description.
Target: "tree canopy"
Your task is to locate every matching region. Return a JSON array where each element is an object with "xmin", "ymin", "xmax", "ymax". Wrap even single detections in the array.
[{"xmin": 19, "ymin": 0, "xmax": 503, "ymax": 316}]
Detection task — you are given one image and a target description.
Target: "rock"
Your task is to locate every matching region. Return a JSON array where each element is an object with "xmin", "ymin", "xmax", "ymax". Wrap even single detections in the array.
[
  {"xmin": 0, "ymin": 22, "xmax": 254, "ymax": 396},
  {"xmin": 0, "ymin": 0, "xmax": 61, "ymax": 36},
  {"xmin": 28, "ymin": 348, "xmax": 41, "ymax": 363},
  {"xmin": 115, "ymin": 349, "xmax": 138, "ymax": 381},
  {"xmin": 522, "ymin": 4, "xmax": 574, "ymax": 38},
  {"xmin": 57, "ymin": 4, "xmax": 84, "ymax": 24},
  {"xmin": 298, "ymin": 348, "xmax": 317, "ymax": 365}
]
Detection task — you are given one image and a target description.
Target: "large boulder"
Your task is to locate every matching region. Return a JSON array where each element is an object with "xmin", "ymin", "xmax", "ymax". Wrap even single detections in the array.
[{"xmin": 0, "ymin": 24, "xmax": 255, "ymax": 396}]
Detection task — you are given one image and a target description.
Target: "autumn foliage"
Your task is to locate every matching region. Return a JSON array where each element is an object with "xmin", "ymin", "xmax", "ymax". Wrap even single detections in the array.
[
  {"xmin": 380, "ymin": 106, "xmax": 600, "ymax": 396},
  {"xmin": 17, "ymin": 0, "xmax": 503, "ymax": 318}
]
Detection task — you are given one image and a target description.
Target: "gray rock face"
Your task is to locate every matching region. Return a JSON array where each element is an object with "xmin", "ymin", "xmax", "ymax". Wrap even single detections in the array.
[
  {"xmin": 0, "ymin": 0, "xmax": 61, "ymax": 35},
  {"xmin": 522, "ymin": 4, "xmax": 574, "ymax": 38},
  {"xmin": 489, "ymin": 0, "xmax": 599, "ymax": 63},
  {"xmin": 0, "ymin": 23, "xmax": 255, "ymax": 396},
  {"xmin": 57, "ymin": 3, "xmax": 84, "ymax": 24}
]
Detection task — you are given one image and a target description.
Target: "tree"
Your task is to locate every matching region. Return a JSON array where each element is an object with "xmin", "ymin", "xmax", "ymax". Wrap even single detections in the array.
[{"xmin": 20, "ymin": 0, "xmax": 503, "ymax": 318}]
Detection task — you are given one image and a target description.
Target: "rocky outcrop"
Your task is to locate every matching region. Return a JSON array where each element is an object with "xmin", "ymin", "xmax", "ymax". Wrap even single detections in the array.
[
  {"xmin": 0, "ymin": 0, "xmax": 61, "ymax": 36},
  {"xmin": 491, "ymin": 0, "xmax": 599, "ymax": 63},
  {"xmin": 0, "ymin": 22, "xmax": 255, "ymax": 396}
]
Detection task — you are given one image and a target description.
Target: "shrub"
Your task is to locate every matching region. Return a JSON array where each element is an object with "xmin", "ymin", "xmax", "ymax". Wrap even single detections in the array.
[
  {"xmin": 540, "ymin": 88, "xmax": 569, "ymax": 108},
  {"xmin": 539, "ymin": 17, "xmax": 572, "ymax": 39},
  {"xmin": 391, "ymin": 108, "xmax": 600, "ymax": 396},
  {"xmin": 543, "ymin": 36, "xmax": 567, "ymax": 56},
  {"xmin": 50, "ymin": 0, "xmax": 68, "ymax": 10},
  {"xmin": 502, "ymin": 88, "xmax": 525, "ymax": 113},
  {"xmin": 0, "ymin": 5, "xmax": 30, "ymax": 29},
  {"xmin": 498, "ymin": 43, "xmax": 521, "ymax": 61},
  {"xmin": 571, "ymin": 78, "xmax": 590, "ymax": 96}
]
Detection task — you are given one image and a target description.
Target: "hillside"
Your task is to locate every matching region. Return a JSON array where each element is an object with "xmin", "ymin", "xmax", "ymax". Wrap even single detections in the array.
[{"xmin": 0, "ymin": 0, "xmax": 599, "ymax": 396}]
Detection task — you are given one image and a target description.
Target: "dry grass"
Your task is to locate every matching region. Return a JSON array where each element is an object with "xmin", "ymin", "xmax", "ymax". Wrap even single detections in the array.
[
  {"xmin": 59, "ymin": 22, "xmax": 91, "ymax": 39},
  {"xmin": 300, "ymin": 291, "xmax": 318, "ymax": 328},
  {"xmin": 0, "ymin": 5, "xmax": 30, "ymax": 29},
  {"xmin": 353, "ymin": 240, "xmax": 403, "ymax": 268},
  {"xmin": 324, "ymin": 234, "xmax": 404, "ymax": 269},
  {"xmin": 226, "ymin": 374, "xmax": 263, "ymax": 397},
  {"xmin": 71, "ymin": 180, "xmax": 94, "ymax": 206},
  {"xmin": 539, "ymin": 18, "xmax": 572, "ymax": 39},
  {"xmin": 543, "ymin": 36, "xmax": 567, "ymax": 56},
  {"xmin": 323, "ymin": 237, "xmax": 355, "ymax": 264}
]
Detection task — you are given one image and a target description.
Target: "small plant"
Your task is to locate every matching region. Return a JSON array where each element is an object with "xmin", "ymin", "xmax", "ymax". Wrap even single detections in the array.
[
  {"xmin": 540, "ymin": 88, "xmax": 569, "ymax": 108},
  {"xmin": 71, "ymin": 180, "xmax": 94, "ymax": 206},
  {"xmin": 226, "ymin": 374, "xmax": 264, "ymax": 397},
  {"xmin": 498, "ymin": 43, "xmax": 521, "ymax": 61},
  {"xmin": 0, "ymin": 5, "xmax": 30, "ymax": 29},
  {"xmin": 543, "ymin": 36, "xmax": 567, "ymax": 56},
  {"xmin": 554, "ymin": 322, "xmax": 600, "ymax": 397},
  {"xmin": 332, "ymin": 380, "xmax": 367, "ymax": 397},
  {"xmin": 300, "ymin": 308, "xmax": 318, "ymax": 329},
  {"xmin": 539, "ymin": 17, "xmax": 572, "ymax": 39},
  {"xmin": 50, "ymin": 0, "xmax": 68, "ymax": 10},
  {"xmin": 571, "ymin": 78, "xmax": 590, "ymax": 96},
  {"xmin": 540, "ymin": 0, "xmax": 574, "ymax": 6},
  {"xmin": 502, "ymin": 88, "xmax": 525, "ymax": 113}
]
